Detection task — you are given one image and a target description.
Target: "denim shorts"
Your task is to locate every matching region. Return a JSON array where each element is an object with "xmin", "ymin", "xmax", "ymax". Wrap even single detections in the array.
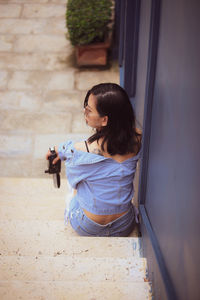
[{"xmin": 65, "ymin": 196, "xmax": 137, "ymax": 237}]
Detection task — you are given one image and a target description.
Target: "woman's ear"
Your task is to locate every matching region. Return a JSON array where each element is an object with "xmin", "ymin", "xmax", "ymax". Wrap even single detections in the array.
[{"xmin": 101, "ymin": 115, "xmax": 108, "ymax": 127}]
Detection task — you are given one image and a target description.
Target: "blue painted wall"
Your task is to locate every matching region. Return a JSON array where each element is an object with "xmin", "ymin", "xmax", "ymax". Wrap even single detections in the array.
[{"xmin": 119, "ymin": 0, "xmax": 200, "ymax": 299}]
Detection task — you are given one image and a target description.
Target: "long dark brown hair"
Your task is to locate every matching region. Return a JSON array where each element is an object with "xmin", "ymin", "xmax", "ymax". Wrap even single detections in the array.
[{"xmin": 84, "ymin": 83, "xmax": 141, "ymax": 155}]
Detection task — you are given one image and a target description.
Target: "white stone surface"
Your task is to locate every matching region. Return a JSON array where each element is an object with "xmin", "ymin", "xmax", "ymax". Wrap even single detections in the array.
[
  {"xmin": 0, "ymin": 19, "xmax": 66, "ymax": 34},
  {"xmin": 9, "ymin": 0, "xmax": 48, "ymax": 3},
  {"xmin": 2, "ymin": 0, "xmax": 48, "ymax": 3},
  {"xmin": 47, "ymin": 71, "xmax": 75, "ymax": 90},
  {"xmin": 0, "ymin": 177, "xmax": 150, "ymax": 299},
  {"xmin": 22, "ymin": 4, "xmax": 66, "ymax": 18},
  {"xmin": 34, "ymin": 133, "xmax": 90, "ymax": 158},
  {"xmin": 19, "ymin": 93, "xmax": 43, "ymax": 111},
  {"xmin": 8, "ymin": 71, "xmax": 49, "ymax": 90},
  {"xmin": 0, "ymin": 53, "xmax": 72, "ymax": 71},
  {"xmin": 0, "ymin": 203, "xmax": 65, "ymax": 221},
  {"xmin": 0, "ymin": 91, "xmax": 42, "ymax": 111},
  {"xmin": 0, "ymin": 224, "xmax": 141, "ymax": 258},
  {"xmin": 0, "ymin": 70, "xmax": 8, "ymax": 88},
  {"xmin": 76, "ymin": 69, "xmax": 119, "ymax": 90},
  {"xmin": 34, "ymin": 134, "xmax": 69, "ymax": 159},
  {"xmin": 0, "ymin": 135, "xmax": 32, "ymax": 157},
  {"xmin": 0, "ymin": 176, "xmax": 149, "ymax": 297},
  {"xmin": 0, "ymin": 4, "xmax": 22, "ymax": 18},
  {"xmin": 0, "ymin": 255, "xmax": 146, "ymax": 282},
  {"xmin": 43, "ymin": 90, "xmax": 84, "ymax": 112},
  {"xmin": 72, "ymin": 113, "xmax": 92, "ymax": 134},
  {"xmin": 0, "ymin": 91, "xmax": 19, "ymax": 109},
  {"xmin": 50, "ymin": 0, "xmax": 68, "ymax": 3},
  {"xmin": 8, "ymin": 71, "xmax": 75, "ymax": 91},
  {"xmin": 14, "ymin": 35, "xmax": 69, "ymax": 52},
  {"xmin": 0, "ymin": 158, "xmax": 47, "ymax": 178},
  {"xmin": 1, "ymin": 111, "xmax": 72, "ymax": 134},
  {"xmin": 0, "ymin": 281, "xmax": 151, "ymax": 300},
  {"xmin": 0, "ymin": 35, "xmax": 14, "ymax": 51}
]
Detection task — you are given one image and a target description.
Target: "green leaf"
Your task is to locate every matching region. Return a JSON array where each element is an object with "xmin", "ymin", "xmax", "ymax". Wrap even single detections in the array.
[{"xmin": 66, "ymin": 0, "xmax": 112, "ymax": 45}]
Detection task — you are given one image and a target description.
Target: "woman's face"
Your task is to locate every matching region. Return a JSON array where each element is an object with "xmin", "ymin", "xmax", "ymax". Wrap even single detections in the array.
[{"xmin": 84, "ymin": 94, "xmax": 108, "ymax": 129}]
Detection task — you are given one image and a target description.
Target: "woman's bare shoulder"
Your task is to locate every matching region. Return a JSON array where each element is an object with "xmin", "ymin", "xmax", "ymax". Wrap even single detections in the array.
[
  {"xmin": 75, "ymin": 140, "xmax": 104, "ymax": 156},
  {"xmin": 74, "ymin": 141, "xmax": 87, "ymax": 152}
]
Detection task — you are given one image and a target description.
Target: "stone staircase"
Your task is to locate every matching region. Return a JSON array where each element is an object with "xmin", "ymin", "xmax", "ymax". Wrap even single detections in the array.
[
  {"xmin": 0, "ymin": 1, "xmax": 151, "ymax": 298},
  {"xmin": 0, "ymin": 177, "xmax": 151, "ymax": 300}
]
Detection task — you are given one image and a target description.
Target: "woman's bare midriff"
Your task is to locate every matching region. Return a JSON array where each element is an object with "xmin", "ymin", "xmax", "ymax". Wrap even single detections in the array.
[{"xmin": 83, "ymin": 209, "xmax": 128, "ymax": 225}]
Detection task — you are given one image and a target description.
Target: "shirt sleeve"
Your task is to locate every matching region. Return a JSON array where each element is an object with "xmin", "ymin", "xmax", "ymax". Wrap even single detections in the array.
[
  {"xmin": 58, "ymin": 140, "xmax": 95, "ymax": 189},
  {"xmin": 58, "ymin": 140, "xmax": 73, "ymax": 161},
  {"xmin": 58, "ymin": 140, "xmax": 109, "ymax": 189}
]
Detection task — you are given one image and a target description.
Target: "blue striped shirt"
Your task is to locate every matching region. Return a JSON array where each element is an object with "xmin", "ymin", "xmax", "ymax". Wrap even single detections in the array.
[{"xmin": 58, "ymin": 140, "xmax": 141, "ymax": 215}]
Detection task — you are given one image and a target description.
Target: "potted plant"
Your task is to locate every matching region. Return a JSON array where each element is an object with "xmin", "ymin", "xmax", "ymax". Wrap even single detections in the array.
[{"xmin": 66, "ymin": 0, "xmax": 113, "ymax": 67}]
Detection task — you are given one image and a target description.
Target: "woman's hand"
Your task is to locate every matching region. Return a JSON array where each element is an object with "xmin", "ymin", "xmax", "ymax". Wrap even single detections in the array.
[{"xmin": 46, "ymin": 146, "xmax": 60, "ymax": 165}]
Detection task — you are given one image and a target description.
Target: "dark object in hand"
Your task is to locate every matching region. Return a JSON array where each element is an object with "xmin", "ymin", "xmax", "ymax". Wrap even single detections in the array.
[{"xmin": 45, "ymin": 147, "xmax": 61, "ymax": 188}]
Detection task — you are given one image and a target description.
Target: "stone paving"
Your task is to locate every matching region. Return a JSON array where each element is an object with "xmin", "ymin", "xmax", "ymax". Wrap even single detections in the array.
[{"xmin": 0, "ymin": 0, "xmax": 119, "ymax": 177}]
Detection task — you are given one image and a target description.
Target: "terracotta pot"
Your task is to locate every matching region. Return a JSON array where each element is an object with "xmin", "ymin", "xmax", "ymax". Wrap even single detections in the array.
[{"xmin": 75, "ymin": 36, "xmax": 111, "ymax": 67}]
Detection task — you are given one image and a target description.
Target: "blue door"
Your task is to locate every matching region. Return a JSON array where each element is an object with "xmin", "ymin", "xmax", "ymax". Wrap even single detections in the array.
[{"xmin": 119, "ymin": 0, "xmax": 200, "ymax": 299}]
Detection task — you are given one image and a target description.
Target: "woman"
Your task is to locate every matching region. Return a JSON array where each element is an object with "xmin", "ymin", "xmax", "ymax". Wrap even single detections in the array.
[{"xmin": 47, "ymin": 83, "xmax": 142, "ymax": 236}]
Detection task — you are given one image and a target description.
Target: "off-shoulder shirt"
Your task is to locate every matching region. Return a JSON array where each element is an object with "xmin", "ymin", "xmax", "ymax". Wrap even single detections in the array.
[{"xmin": 58, "ymin": 140, "xmax": 141, "ymax": 215}]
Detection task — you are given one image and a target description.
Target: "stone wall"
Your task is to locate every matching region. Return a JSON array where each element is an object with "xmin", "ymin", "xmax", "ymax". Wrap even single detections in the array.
[{"xmin": 0, "ymin": 0, "xmax": 119, "ymax": 177}]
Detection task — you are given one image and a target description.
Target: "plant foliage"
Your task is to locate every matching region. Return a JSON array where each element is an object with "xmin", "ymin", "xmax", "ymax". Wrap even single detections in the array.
[{"xmin": 66, "ymin": 0, "xmax": 112, "ymax": 46}]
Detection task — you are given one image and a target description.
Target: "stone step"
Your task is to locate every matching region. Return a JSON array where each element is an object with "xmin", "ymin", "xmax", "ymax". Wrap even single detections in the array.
[
  {"xmin": 0, "ymin": 280, "xmax": 151, "ymax": 300},
  {"xmin": 0, "ymin": 220, "xmax": 142, "ymax": 258},
  {"xmin": 0, "ymin": 203, "xmax": 65, "ymax": 220},
  {"xmin": 0, "ymin": 177, "xmax": 68, "ymax": 200},
  {"xmin": 0, "ymin": 176, "xmax": 148, "ymax": 300},
  {"xmin": 0, "ymin": 177, "xmax": 139, "ymax": 236},
  {"xmin": 0, "ymin": 177, "xmax": 68, "ymax": 220},
  {"xmin": 0, "ymin": 255, "xmax": 146, "ymax": 282}
]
